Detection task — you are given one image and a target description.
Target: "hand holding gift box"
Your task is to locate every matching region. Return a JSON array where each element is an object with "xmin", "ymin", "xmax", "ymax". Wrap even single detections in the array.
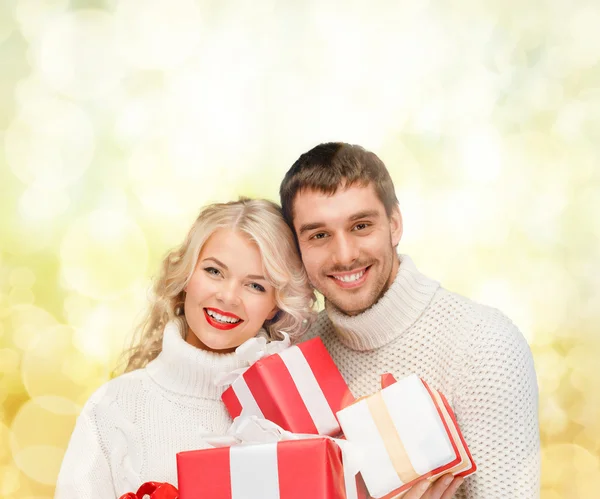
[
  {"xmin": 177, "ymin": 416, "xmax": 367, "ymax": 499},
  {"xmin": 336, "ymin": 374, "xmax": 476, "ymax": 499},
  {"xmin": 216, "ymin": 335, "xmax": 355, "ymax": 436}
]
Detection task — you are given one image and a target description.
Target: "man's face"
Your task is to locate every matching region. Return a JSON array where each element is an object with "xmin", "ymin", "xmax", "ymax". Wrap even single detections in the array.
[{"xmin": 292, "ymin": 183, "xmax": 402, "ymax": 316}]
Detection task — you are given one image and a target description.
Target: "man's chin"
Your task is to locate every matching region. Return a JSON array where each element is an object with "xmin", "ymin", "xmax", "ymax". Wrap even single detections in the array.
[{"xmin": 326, "ymin": 293, "xmax": 373, "ymax": 317}]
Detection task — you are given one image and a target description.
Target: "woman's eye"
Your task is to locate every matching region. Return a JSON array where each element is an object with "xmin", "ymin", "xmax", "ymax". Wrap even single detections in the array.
[
  {"xmin": 249, "ymin": 282, "xmax": 266, "ymax": 292},
  {"xmin": 204, "ymin": 267, "xmax": 221, "ymax": 277}
]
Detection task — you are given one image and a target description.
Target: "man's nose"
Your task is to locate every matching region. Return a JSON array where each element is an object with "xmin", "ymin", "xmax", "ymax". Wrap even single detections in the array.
[{"xmin": 331, "ymin": 233, "xmax": 359, "ymax": 268}]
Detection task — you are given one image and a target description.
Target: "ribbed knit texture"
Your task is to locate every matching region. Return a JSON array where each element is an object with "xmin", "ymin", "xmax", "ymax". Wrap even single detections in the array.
[
  {"xmin": 55, "ymin": 322, "xmax": 248, "ymax": 498},
  {"xmin": 303, "ymin": 255, "xmax": 541, "ymax": 498}
]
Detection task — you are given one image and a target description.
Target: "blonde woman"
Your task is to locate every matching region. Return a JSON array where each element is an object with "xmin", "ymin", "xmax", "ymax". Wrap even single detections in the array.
[{"xmin": 55, "ymin": 198, "xmax": 316, "ymax": 498}]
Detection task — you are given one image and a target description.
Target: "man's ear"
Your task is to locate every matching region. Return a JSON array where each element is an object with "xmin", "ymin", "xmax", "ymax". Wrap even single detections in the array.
[{"xmin": 390, "ymin": 205, "xmax": 403, "ymax": 247}]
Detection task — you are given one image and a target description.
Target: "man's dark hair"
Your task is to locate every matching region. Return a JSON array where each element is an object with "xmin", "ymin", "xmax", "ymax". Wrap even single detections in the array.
[{"xmin": 279, "ymin": 142, "xmax": 399, "ymax": 229}]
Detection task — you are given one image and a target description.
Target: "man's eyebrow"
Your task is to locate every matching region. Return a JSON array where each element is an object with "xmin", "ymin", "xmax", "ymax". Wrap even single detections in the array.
[
  {"xmin": 298, "ymin": 222, "xmax": 325, "ymax": 236},
  {"xmin": 298, "ymin": 210, "xmax": 381, "ymax": 236},
  {"xmin": 202, "ymin": 257, "xmax": 228, "ymax": 269},
  {"xmin": 349, "ymin": 210, "xmax": 380, "ymax": 221}
]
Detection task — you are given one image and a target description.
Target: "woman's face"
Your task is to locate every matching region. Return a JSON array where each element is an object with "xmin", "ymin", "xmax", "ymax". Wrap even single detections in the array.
[{"xmin": 183, "ymin": 228, "xmax": 278, "ymax": 352}]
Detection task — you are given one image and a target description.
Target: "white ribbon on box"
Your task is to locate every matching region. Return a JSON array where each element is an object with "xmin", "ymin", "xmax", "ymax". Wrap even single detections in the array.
[
  {"xmin": 215, "ymin": 334, "xmax": 341, "ymax": 436},
  {"xmin": 204, "ymin": 416, "xmax": 363, "ymax": 499}
]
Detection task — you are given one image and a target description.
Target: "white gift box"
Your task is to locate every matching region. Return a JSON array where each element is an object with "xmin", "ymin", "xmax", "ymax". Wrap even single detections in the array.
[{"xmin": 336, "ymin": 374, "xmax": 462, "ymax": 498}]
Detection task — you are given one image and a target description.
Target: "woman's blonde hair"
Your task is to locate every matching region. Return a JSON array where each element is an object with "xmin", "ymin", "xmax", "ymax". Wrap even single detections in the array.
[{"xmin": 120, "ymin": 198, "xmax": 316, "ymax": 373}]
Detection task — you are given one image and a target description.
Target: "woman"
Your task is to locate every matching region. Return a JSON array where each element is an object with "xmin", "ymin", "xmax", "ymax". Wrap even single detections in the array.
[{"xmin": 55, "ymin": 198, "xmax": 316, "ymax": 497}]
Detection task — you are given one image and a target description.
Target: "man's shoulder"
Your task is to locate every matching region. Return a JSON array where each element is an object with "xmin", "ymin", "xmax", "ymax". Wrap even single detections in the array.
[{"xmin": 435, "ymin": 286, "xmax": 528, "ymax": 347}]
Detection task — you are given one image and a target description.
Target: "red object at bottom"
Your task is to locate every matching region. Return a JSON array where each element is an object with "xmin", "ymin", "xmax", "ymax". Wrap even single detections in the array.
[
  {"xmin": 177, "ymin": 438, "xmax": 365, "ymax": 499},
  {"xmin": 119, "ymin": 481, "xmax": 179, "ymax": 499}
]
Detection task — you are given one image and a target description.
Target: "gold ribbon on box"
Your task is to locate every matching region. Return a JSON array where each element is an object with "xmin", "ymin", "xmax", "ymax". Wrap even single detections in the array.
[{"xmin": 365, "ymin": 391, "xmax": 420, "ymax": 485}]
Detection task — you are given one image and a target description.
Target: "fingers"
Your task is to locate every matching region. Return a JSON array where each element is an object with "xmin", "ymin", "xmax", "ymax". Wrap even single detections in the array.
[
  {"xmin": 390, "ymin": 474, "xmax": 464, "ymax": 499},
  {"xmin": 422, "ymin": 474, "xmax": 464, "ymax": 499},
  {"xmin": 401, "ymin": 479, "xmax": 433, "ymax": 499},
  {"xmin": 439, "ymin": 477, "xmax": 464, "ymax": 499}
]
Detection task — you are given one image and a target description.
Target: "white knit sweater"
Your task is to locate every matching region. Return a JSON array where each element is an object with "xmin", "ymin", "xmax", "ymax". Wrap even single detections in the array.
[
  {"xmin": 55, "ymin": 322, "xmax": 246, "ymax": 498},
  {"xmin": 301, "ymin": 255, "xmax": 540, "ymax": 499}
]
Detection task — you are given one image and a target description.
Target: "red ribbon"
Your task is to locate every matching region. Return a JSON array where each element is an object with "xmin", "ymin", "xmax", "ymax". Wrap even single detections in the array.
[{"xmin": 119, "ymin": 481, "xmax": 179, "ymax": 499}]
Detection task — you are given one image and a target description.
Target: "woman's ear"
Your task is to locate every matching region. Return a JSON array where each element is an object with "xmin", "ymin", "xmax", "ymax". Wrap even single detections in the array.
[{"xmin": 266, "ymin": 307, "xmax": 279, "ymax": 321}]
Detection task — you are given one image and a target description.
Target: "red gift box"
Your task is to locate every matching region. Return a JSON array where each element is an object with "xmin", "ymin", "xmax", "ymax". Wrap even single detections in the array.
[
  {"xmin": 176, "ymin": 437, "xmax": 366, "ymax": 499},
  {"xmin": 221, "ymin": 337, "xmax": 354, "ymax": 436}
]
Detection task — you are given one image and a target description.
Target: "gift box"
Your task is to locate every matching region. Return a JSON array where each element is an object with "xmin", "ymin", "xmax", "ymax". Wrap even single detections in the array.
[
  {"xmin": 220, "ymin": 337, "xmax": 354, "ymax": 436},
  {"xmin": 177, "ymin": 435, "xmax": 365, "ymax": 499},
  {"xmin": 336, "ymin": 374, "xmax": 475, "ymax": 499}
]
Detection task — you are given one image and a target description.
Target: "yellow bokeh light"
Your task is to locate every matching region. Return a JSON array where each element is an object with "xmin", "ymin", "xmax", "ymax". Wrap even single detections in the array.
[
  {"xmin": 8, "ymin": 268, "xmax": 35, "ymax": 289},
  {"xmin": 18, "ymin": 182, "xmax": 70, "ymax": 222},
  {"xmin": 33, "ymin": 9, "xmax": 125, "ymax": 99},
  {"xmin": 21, "ymin": 324, "xmax": 106, "ymax": 408},
  {"xmin": 60, "ymin": 210, "xmax": 148, "ymax": 300},
  {"xmin": 13, "ymin": 0, "xmax": 68, "ymax": 41},
  {"xmin": 0, "ymin": 464, "xmax": 21, "ymax": 496},
  {"xmin": 114, "ymin": 0, "xmax": 203, "ymax": 70},
  {"xmin": 2, "ymin": 304, "xmax": 57, "ymax": 352},
  {"xmin": 9, "ymin": 397, "xmax": 77, "ymax": 485},
  {"xmin": 0, "ymin": 1, "xmax": 16, "ymax": 45},
  {"xmin": 5, "ymin": 97, "xmax": 95, "ymax": 188}
]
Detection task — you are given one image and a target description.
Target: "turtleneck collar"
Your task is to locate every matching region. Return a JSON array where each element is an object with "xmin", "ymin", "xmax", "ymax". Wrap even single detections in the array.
[
  {"xmin": 325, "ymin": 254, "xmax": 440, "ymax": 351},
  {"xmin": 145, "ymin": 321, "xmax": 250, "ymax": 400}
]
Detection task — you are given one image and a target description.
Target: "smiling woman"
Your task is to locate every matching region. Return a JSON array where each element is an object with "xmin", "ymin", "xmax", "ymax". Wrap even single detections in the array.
[{"xmin": 54, "ymin": 198, "xmax": 316, "ymax": 498}]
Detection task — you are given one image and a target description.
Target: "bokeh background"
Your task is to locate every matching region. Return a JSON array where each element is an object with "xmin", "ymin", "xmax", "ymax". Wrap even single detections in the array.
[{"xmin": 1, "ymin": 0, "xmax": 599, "ymax": 497}]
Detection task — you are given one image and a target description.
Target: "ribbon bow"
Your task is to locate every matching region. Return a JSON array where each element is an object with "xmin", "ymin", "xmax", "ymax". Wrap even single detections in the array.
[{"xmin": 214, "ymin": 332, "xmax": 291, "ymax": 387}]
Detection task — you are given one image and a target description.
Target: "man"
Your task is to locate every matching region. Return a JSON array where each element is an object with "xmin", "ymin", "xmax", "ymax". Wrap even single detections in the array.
[{"xmin": 280, "ymin": 142, "xmax": 540, "ymax": 499}]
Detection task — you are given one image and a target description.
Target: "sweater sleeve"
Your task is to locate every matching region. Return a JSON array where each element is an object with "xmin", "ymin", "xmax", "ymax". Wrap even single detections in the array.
[
  {"xmin": 454, "ymin": 312, "xmax": 540, "ymax": 499},
  {"xmin": 55, "ymin": 404, "xmax": 116, "ymax": 499}
]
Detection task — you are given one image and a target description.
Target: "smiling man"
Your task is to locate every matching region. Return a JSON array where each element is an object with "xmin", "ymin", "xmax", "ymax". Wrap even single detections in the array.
[{"xmin": 280, "ymin": 142, "xmax": 540, "ymax": 499}]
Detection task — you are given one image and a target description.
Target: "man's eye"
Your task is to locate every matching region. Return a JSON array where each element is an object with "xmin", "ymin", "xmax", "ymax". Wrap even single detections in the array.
[
  {"xmin": 311, "ymin": 232, "xmax": 328, "ymax": 240},
  {"xmin": 204, "ymin": 267, "xmax": 221, "ymax": 276},
  {"xmin": 353, "ymin": 223, "xmax": 369, "ymax": 231}
]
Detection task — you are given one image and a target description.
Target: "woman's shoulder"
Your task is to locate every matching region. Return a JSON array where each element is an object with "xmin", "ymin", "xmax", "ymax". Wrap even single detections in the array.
[{"xmin": 80, "ymin": 368, "xmax": 149, "ymax": 418}]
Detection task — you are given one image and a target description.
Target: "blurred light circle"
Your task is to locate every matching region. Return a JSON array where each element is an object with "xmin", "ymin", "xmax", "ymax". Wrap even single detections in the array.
[
  {"xmin": 73, "ymin": 291, "xmax": 147, "ymax": 365},
  {"xmin": 21, "ymin": 324, "xmax": 107, "ymax": 407},
  {"xmin": 115, "ymin": 0, "xmax": 203, "ymax": 70},
  {"xmin": 10, "ymin": 397, "xmax": 77, "ymax": 486},
  {"xmin": 0, "ymin": 464, "xmax": 20, "ymax": 495},
  {"xmin": 542, "ymin": 443, "xmax": 599, "ymax": 491},
  {"xmin": 0, "ymin": 348, "xmax": 20, "ymax": 374},
  {"xmin": 8, "ymin": 288, "xmax": 35, "ymax": 306},
  {"xmin": 19, "ymin": 183, "xmax": 70, "ymax": 222},
  {"xmin": 34, "ymin": 9, "xmax": 125, "ymax": 99},
  {"xmin": 5, "ymin": 99, "xmax": 95, "ymax": 187},
  {"xmin": 13, "ymin": 0, "xmax": 68, "ymax": 41},
  {"xmin": 60, "ymin": 210, "xmax": 148, "ymax": 299},
  {"xmin": 9, "ymin": 268, "xmax": 36, "ymax": 289},
  {"xmin": 0, "ymin": 422, "xmax": 10, "ymax": 462},
  {"xmin": 0, "ymin": 1, "xmax": 17, "ymax": 45},
  {"xmin": 2, "ymin": 304, "xmax": 58, "ymax": 351}
]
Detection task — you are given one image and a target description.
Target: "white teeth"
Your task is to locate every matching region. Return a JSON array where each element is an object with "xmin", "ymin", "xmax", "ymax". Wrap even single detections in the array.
[
  {"xmin": 334, "ymin": 270, "xmax": 365, "ymax": 282},
  {"xmin": 206, "ymin": 309, "xmax": 241, "ymax": 324}
]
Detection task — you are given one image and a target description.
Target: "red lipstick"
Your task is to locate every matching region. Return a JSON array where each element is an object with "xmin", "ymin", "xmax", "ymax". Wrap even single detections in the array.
[{"xmin": 203, "ymin": 307, "xmax": 243, "ymax": 330}]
